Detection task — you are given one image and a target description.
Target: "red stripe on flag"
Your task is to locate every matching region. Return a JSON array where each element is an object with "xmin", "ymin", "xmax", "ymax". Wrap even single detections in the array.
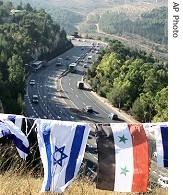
[{"xmin": 128, "ymin": 124, "xmax": 149, "ymax": 192}]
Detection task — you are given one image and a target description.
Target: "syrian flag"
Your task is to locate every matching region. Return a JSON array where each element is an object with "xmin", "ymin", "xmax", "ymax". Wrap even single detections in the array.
[
  {"xmin": 96, "ymin": 123, "xmax": 149, "ymax": 192},
  {"xmin": 0, "ymin": 118, "xmax": 29, "ymax": 159},
  {"xmin": 154, "ymin": 124, "xmax": 168, "ymax": 167},
  {"xmin": 36, "ymin": 119, "xmax": 90, "ymax": 192}
]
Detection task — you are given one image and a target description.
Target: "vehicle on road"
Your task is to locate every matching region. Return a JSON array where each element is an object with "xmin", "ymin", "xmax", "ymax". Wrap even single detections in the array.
[
  {"xmin": 153, "ymin": 151, "xmax": 157, "ymax": 158},
  {"xmin": 77, "ymin": 81, "xmax": 84, "ymax": 89},
  {"xmin": 85, "ymin": 144, "xmax": 98, "ymax": 154},
  {"xmin": 31, "ymin": 60, "xmax": 45, "ymax": 71},
  {"xmin": 108, "ymin": 113, "xmax": 118, "ymax": 120},
  {"xmin": 85, "ymin": 106, "xmax": 93, "ymax": 113},
  {"xmin": 87, "ymin": 56, "xmax": 92, "ymax": 60},
  {"xmin": 69, "ymin": 62, "xmax": 77, "ymax": 73},
  {"xmin": 83, "ymin": 64, "xmax": 87, "ymax": 68},
  {"xmin": 157, "ymin": 175, "xmax": 168, "ymax": 189},
  {"xmin": 29, "ymin": 79, "xmax": 35, "ymax": 85},
  {"xmin": 56, "ymin": 57, "xmax": 63, "ymax": 66},
  {"xmin": 32, "ymin": 95, "xmax": 39, "ymax": 103},
  {"xmin": 65, "ymin": 56, "xmax": 70, "ymax": 60}
]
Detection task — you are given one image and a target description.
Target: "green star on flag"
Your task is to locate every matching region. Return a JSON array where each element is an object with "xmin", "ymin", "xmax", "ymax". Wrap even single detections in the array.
[
  {"xmin": 120, "ymin": 166, "xmax": 129, "ymax": 176},
  {"xmin": 118, "ymin": 134, "xmax": 128, "ymax": 143}
]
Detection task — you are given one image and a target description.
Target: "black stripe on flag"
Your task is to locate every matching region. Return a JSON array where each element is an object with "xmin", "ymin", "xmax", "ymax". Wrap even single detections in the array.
[{"xmin": 96, "ymin": 124, "xmax": 115, "ymax": 191}]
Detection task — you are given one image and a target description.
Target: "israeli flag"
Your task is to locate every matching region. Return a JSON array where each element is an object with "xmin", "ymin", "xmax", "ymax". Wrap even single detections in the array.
[
  {"xmin": 36, "ymin": 119, "xmax": 90, "ymax": 192},
  {"xmin": 0, "ymin": 118, "xmax": 29, "ymax": 159},
  {"xmin": 0, "ymin": 113, "xmax": 24, "ymax": 130},
  {"xmin": 154, "ymin": 124, "xmax": 168, "ymax": 167}
]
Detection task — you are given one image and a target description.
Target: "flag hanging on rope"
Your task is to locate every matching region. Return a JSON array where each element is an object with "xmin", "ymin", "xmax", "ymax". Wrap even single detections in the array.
[
  {"xmin": 36, "ymin": 119, "xmax": 90, "ymax": 192},
  {"xmin": 96, "ymin": 123, "xmax": 149, "ymax": 192},
  {"xmin": 154, "ymin": 124, "xmax": 168, "ymax": 167},
  {"xmin": 0, "ymin": 118, "xmax": 29, "ymax": 159},
  {"xmin": 0, "ymin": 113, "xmax": 24, "ymax": 129}
]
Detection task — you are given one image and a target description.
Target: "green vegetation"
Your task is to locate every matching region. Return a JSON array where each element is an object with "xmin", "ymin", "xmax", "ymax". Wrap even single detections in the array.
[
  {"xmin": 0, "ymin": 2, "xmax": 72, "ymax": 113},
  {"xmin": 99, "ymin": 7, "xmax": 167, "ymax": 44},
  {"xmin": 3, "ymin": 0, "xmax": 84, "ymax": 34},
  {"xmin": 87, "ymin": 40, "xmax": 168, "ymax": 122},
  {"xmin": 46, "ymin": 8, "xmax": 83, "ymax": 34}
]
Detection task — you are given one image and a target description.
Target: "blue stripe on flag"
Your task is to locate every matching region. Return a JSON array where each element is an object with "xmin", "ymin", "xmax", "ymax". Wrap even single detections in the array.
[
  {"xmin": 160, "ymin": 126, "xmax": 168, "ymax": 167},
  {"xmin": 0, "ymin": 121, "xmax": 29, "ymax": 155},
  {"xmin": 65, "ymin": 125, "xmax": 85, "ymax": 184},
  {"xmin": 9, "ymin": 134, "xmax": 29, "ymax": 154},
  {"xmin": 7, "ymin": 115, "xmax": 16, "ymax": 124},
  {"xmin": 42, "ymin": 124, "xmax": 52, "ymax": 191}
]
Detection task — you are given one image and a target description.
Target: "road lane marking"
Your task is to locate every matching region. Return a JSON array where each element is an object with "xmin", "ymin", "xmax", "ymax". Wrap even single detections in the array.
[{"xmin": 82, "ymin": 90, "xmax": 108, "ymax": 115}]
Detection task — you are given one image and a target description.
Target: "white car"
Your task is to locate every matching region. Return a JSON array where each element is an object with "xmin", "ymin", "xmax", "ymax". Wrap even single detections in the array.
[
  {"xmin": 83, "ymin": 64, "xmax": 87, "ymax": 68},
  {"xmin": 153, "ymin": 151, "xmax": 157, "ymax": 158},
  {"xmin": 56, "ymin": 57, "xmax": 62, "ymax": 66},
  {"xmin": 108, "ymin": 113, "xmax": 118, "ymax": 120},
  {"xmin": 157, "ymin": 175, "xmax": 168, "ymax": 189},
  {"xmin": 29, "ymin": 79, "xmax": 35, "ymax": 85},
  {"xmin": 85, "ymin": 106, "xmax": 93, "ymax": 113},
  {"xmin": 32, "ymin": 95, "xmax": 39, "ymax": 103}
]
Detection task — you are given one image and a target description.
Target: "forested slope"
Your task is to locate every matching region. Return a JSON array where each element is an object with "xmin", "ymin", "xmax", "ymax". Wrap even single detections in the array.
[
  {"xmin": 99, "ymin": 6, "xmax": 167, "ymax": 44},
  {"xmin": 87, "ymin": 40, "xmax": 168, "ymax": 122},
  {"xmin": 0, "ymin": 2, "xmax": 72, "ymax": 113}
]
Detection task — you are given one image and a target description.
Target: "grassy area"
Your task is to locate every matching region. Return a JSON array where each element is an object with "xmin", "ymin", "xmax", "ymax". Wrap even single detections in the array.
[
  {"xmin": 0, "ymin": 142, "xmax": 168, "ymax": 195},
  {"xmin": 0, "ymin": 171, "xmax": 168, "ymax": 195}
]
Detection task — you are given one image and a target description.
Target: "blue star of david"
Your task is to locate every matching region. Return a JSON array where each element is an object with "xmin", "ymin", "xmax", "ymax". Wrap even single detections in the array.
[{"xmin": 53, "ymin": 146, "xmax": 68, "ymax": 167}]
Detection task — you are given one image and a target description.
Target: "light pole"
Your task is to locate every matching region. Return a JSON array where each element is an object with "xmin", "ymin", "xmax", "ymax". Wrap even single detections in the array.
[
  {"xmin": 117, "ymin": 97, "xmax": 121, "ymax": 111},
  {"xmin": 43, "ymin": 95, "xmax": 48, "ymax": 118}
]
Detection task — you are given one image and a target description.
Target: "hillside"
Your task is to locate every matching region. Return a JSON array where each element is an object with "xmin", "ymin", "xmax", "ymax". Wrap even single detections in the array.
[{"xmin": 2, "ymin": 0, "xmax": 168, "ymax": 55}]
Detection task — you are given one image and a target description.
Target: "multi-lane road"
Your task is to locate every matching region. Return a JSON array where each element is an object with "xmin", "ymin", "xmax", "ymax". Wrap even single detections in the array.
[
  {"xmin": 25, "ymin": 39, "xmax": 124, "ymax": 123},
  {"xmin": 24, "ymin": 38, "xmax": 168, "ymax": 189}
]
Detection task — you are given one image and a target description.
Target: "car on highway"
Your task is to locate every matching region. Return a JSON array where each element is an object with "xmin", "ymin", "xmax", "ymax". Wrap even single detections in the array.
[
  {"xmin": 85, "ymin": 106, "xmax": 93, "ymax": 113},
  {"xmin": 153, "ymin": 151, "xmax": 157, "ymax": 158},
  {"xmin": 56, "ymin": 57, "xmax": 62, "ymax": 66},
  {"xmin": 157, "ymin": 175, "xmax": 168, "ymax": 189},
  {"xmin": 32, "ymin": 95, "xmax": 39, "ymax": 103},
  {"xmin": 85, "ymin": 144, "xmax": 98, "ymax": 154},
  {"xmin": 29, "ymin": 79, "xmax": 35, "ymax": 85},
  {"xmin": 108, "ymin": 113, "xmax": 118, "ymax": 120},
  {"xmin": 83, "ymin": 64, "xmax": 87, "ymax": 68},
  {"xmin": 65, "ymin": 56, "xmax": 70, "ymax": 60}
]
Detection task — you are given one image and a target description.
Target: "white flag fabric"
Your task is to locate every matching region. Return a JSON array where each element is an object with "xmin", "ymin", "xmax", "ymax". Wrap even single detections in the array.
[
  {"xmin": 36, "ymin": 119, "xmax": 90, "ymax": 192},
  {"xmin": 0, "ymin": 117, "xmax": 29, "ymax": 159},
  {"xmin": 143, "ymin": 123, "xmax": 168, "ymax": 167},
  {"xmin": 154, "ymin": 124, "xmax": 168, "ymax": 167},
  {"xmin": 0, "ymin": 113, "xmax": 24, "ymax": 130}
]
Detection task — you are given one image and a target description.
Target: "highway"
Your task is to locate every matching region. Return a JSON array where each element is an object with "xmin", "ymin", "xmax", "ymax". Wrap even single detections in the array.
[
  {"xmin": 25, "ymin": 39, "xmax": 124, "ymax": 123},
  {"xmin": 24, "ymin": 38, "xmax": 168, "ymax": 189},
  {"xmin": 25, "ymin": 39, "xmax": 91, "ymax": 120}
]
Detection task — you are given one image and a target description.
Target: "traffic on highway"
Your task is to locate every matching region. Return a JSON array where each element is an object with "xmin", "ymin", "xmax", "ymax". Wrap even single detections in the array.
[
  {"xmin": 24, "ymin": 38, "xmax": 168, "ymax": 190},
  {"xmin": 24, "ymin": 38, "xmax": 122, "ymax": 123}
]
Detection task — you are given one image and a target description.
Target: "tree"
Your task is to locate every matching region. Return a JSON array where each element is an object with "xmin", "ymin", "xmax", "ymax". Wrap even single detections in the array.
[
  {"xmin": 25, "ymin": 3, "xmax": 33, "ymax": 12},
  {"xmin": 7, "ymin": 54, "xmax": 25, "ymax": 85},
  {"xmin": 153, "ymin": 87, "xmax": 168, "ymax": 122},
  {"xmin": 132, "ymin": 92, "xmax": 155, "ymax": 122}
]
